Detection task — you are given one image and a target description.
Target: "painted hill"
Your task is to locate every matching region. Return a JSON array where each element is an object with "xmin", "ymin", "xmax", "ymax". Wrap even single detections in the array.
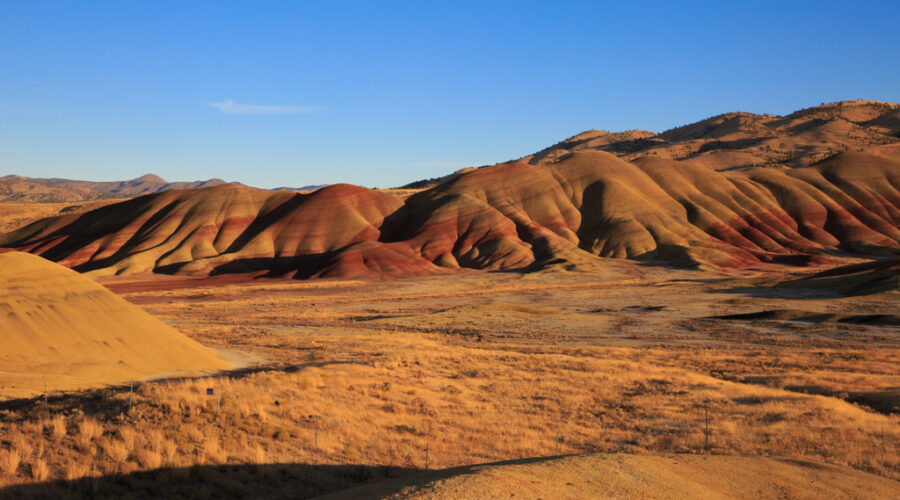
[
  {"xmin": 0, "ymin": 173, "xmax": 229, "ymax": 201},
  {"xmin": 0, "ymin": 183, "xmax": 449, "ymax": 279},
  {"xmin": 0, "ymin": 252, "xmax": 231, "ymax": 398},
  {"xmin": 326, "ymin": 453, "xmax": 900, "ymax": 500},
  {"xmin": 525, "ymin": 100, "xmax": 900, "ymax": 170},
  {"xmin": 1, "ymin": 101, "xmax": 898, "ymax": 278}
]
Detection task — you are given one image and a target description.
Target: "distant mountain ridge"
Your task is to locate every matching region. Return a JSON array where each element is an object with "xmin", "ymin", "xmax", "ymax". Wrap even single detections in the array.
[
  {"xmin": 524, "ymin": 100, "xmax": 900, "ymax": 170},
  {"xmin": 0, "ymin": 174, "xmax": 230, "ymax": 202},
  {"xmin": 0, "ymin": 177, "xmax": 107, "ymax": 203},
  {"xmin": 272, "ymin": 184, "xmax": 329, "ymax": 191}
]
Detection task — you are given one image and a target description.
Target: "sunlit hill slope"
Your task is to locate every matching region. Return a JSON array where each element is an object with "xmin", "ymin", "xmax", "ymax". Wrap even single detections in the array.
[{"xmin": 0, "ymin": 252, "xmax": 232, "ymax": 398}]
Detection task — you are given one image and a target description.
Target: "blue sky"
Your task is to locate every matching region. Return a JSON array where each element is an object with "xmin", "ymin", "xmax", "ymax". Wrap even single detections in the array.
[{"xmin": 1, "ymin": 1, "xmax": 898, "ymax": 188}]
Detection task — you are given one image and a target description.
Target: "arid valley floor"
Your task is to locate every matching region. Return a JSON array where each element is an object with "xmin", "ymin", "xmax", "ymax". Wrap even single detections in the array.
[{"xmin": 0, "ymin": 260, "xmax": 897, "ymax": 498}]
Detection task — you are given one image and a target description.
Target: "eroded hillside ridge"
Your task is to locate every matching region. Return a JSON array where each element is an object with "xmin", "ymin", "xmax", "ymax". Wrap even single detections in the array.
[
  {"xmin": 525, "ymin": 100, "xmax": 900, "ymax": 170},
  {"xmin": 2, "ymin": 146, "xmax": 898, "ymax": 278}
]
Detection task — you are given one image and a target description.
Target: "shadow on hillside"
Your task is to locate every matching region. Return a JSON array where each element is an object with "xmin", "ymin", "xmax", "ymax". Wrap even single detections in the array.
[
  {"xmin": 711, "ymin": 285, "xmax": 842, "ymax": 300},
  {"xmin": 317, "ymin": 455, "xmax": 576, "ymax": 499},
  {"xmin": 0, "ymin": 462, "xmax": 419, "ymax": 500}
]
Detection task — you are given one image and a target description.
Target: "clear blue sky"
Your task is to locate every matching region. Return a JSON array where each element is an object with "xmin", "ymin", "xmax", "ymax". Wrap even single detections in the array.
[{"xmin": 1, "ymin": 1, "xmax": 898, "ymax": 188}]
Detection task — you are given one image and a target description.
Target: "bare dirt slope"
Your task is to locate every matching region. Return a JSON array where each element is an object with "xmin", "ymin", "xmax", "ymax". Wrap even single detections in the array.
[
  {"xmin": 327, "ymin": 454, "xmax": 900, "ymax": 500},
  {"xmin": 0, "ymin": 252, "xmax": 231, "ymax": 398}
]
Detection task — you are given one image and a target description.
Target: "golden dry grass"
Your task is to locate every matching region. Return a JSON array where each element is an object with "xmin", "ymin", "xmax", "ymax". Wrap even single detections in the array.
[{"xmin": 0, "ymin": 265, "xmax": 896, "ymax": 496}]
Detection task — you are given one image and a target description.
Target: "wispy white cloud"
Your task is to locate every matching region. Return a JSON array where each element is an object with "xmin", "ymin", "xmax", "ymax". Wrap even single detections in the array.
[{"xmin": 208, "ymin": 99, "xmax": 323, "ymax": 115}]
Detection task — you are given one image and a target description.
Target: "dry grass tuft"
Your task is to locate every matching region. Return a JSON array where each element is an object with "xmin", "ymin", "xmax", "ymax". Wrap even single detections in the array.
[
  {"xmin": 146, "ymin": 430, "xmax": 165, "ymax": 453},
  {"xmin": 29, "ymin": 459, "xmax": 49, "ymax": 481},
  {"xmin": 136, "ymin": 449, "xmax": 163, "ymax": 470},
  {"xmin": 102, "ymin": 439, "xmax": 129, "ymax": 467},
  {"xmin": 163, "ymin": 439, "xmax": 178, "ymax": 466},
  {"xmin": 186, "ymin": 425, "xmax": 204, "ymax": 444},
  {"xmin": 78, "ymin": 418, "xmax": 103, "ymax": 441},
  {"xmin": 201, "ymin": 437, "xmax": 228, "ymax": 464},
  {"xmin": 10, "ymin": 433, "xmax": 33, "ymax": 461},
  {"xmin": 0, "ymin": 449, "xmax": 21, "ymax": 476},
  {"xmin": 118, "ymin": 426, "xmax": 140, "ymax": 453},
  {"xmin": 49, "ymin": 415, "xmax": 66, "ymax": 442},
  {"xmin": 64, "ymin": 461, "xmax": 89, "ymax": 482}
]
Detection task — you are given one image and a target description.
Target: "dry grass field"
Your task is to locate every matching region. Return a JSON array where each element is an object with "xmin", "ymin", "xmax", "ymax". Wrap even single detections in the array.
[{"xmin": 0, "ymin": 261, "xmax": 897, "ymax": 497}]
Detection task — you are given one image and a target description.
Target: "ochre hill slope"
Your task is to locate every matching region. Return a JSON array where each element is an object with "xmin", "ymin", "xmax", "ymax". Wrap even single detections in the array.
[
  {"xmin": 0, "ymin": 252, "xmax": 231, "ymax": 398},
  {"xmin": 1, "ymin": 102, "xmax": 898, "ymax": 278},
  {"xmin": 1, "ymin": 184, "xmax": 446, "ymax": 279},
  {"xmin": 328, "ymin": 454, "xmax": 900, "ymax": 500},
  {"xmin": 526, "ymin": 100, "xmax": 900, "ymax": 170}
]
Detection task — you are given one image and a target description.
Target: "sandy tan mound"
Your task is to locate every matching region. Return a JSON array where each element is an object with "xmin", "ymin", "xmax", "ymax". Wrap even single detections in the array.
[
  {"xmin": 0, "ymin": 252, "xmax": 231, "ymax": 398},
  {"xmin": 326, "ymin": 454, "xmax": 900, "ymax": 500}
]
